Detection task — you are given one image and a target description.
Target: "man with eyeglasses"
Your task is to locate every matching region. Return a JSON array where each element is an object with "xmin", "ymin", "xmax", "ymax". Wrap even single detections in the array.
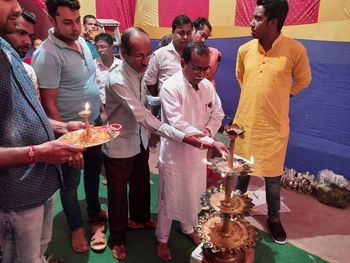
[
  {"xmin": 144, "ymin": 15, "xmax": 193, "ymax": 96},
  {"xmin": 94, "ymin": 32, "xmax": 121, "ymax": 108},
  {"xmin": 156, "ymin": 42, "xmax": 225, "ymax": 261},
  {"xmin": 103, "ymin": 27, "xmax": 227, "ymax": 260}
]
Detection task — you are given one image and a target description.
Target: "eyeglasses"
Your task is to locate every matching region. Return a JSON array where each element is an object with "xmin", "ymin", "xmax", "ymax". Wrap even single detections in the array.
[{"xmin": 188, "ymin": 63, "xmax": 211, "ymax": 74}]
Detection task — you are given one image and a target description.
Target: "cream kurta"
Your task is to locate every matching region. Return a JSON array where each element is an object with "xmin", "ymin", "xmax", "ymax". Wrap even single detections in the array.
[
  {"xmin": 159, "ymin": 70, "xmax": 224, "ymax": 226},
  {"xmin": 144, "ymin": 41, "xmax": 182, "ymax": 92},
  {"xmin": 234, "ymin": 34, "xmax": 311, "ymax": 177}
]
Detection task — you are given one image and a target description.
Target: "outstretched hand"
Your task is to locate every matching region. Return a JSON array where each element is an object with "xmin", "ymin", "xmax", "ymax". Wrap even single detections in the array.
[
  {"xmin": 65, "ymin": 121, "xmax": 85, "ymax": 133},
  {"xmin": 212, "ymin": 141, "xmax": 228, "ymax": 156},
  {"xmin": 51, "ymin": 120, "xmax": 85, "ymax": 136}
]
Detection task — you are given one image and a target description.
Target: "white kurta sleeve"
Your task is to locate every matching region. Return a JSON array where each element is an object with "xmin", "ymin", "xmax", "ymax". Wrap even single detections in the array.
[
  {"xmin": 203, "ymin": 88, "xmax": 225, "ymax": 137},
  {"xmin": 143, "ymin": 53, "xmax": 159, "ymax": 86},
  {"xmin": 146, "ymin": 95, "xmax": 161, "ymax": 107},
  {"xmin": 160, "ymin": 83, "xmax": 214, "ymax": 146},
  {"xmin": 109, "ymin": 83, "xmax": 184, "ymax": 142}
]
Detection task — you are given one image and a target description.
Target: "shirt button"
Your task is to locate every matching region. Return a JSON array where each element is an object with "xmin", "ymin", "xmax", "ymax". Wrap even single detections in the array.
[
  {"xmin": 262, "ymin": 61, "xmax": 266, "ymax": 64},
  {"xmin": 260, "ymin": 70, "xmax": 263, "ymax": 73}
]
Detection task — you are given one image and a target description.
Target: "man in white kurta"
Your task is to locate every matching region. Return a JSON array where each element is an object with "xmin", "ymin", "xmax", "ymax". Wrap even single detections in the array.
[
  {"xmin": 156, "ymin": 42, "xmax": 225, "ymax": 261},
  {"xmin": 102, "ymin": 28, "xmax": 219, "ymax": 261}
]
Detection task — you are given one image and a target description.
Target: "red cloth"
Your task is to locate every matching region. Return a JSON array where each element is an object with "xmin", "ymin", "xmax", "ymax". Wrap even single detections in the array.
[
  {"xmin": 24, "ymin": 56, "xmax": 32, "ymax": 65},
  {"xmin": 96, "ymin": 0, "xmax": 136, "ymax": 32},
  {"xmin": 158, "ymin": 0, "xmax": 209, "ymax": 27},
  {"xmin": 235, "ymin": 0, "xmax": 320, "ymax": 26}
]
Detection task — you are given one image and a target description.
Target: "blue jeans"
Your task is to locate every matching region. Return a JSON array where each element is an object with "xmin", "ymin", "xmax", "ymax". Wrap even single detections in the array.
[
  {"xmin": 235, "ymin": 175, "xmax": 281, "ymax": 221},
  {"xmin": 60, "ymin": 145, "xmax": 102, "ymax": 230},
  {"xmin": 0, "ymin": 195, "xmax": 55, "ymax": 263}
]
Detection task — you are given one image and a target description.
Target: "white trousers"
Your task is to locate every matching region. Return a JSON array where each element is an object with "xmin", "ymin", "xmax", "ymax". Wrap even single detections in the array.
[{"xmin": 155, "ymin": 197, "xmax": 194, "ymax": 243}]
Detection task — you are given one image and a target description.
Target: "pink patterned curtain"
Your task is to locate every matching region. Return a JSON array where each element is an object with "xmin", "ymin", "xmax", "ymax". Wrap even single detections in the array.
[
  {"xmin": 158, "ymin": 0, "xmax": 209, "ymax": 27},
  {"xmin": 96, "ymin": 0, "xmax": 136, "ymax": 32},
  {"xmin": 235, "ymin": 0, "xmax": 320, "ymax": 26}
]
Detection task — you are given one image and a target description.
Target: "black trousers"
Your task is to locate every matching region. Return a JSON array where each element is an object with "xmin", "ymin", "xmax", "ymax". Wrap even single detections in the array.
[{"xmin": 103, "ymin": 146, "xmax": 151, "ymax": 245}]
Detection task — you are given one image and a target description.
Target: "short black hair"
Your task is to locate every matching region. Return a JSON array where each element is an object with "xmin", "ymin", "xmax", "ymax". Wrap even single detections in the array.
[
  {"xmin": 45, "ymin": 0, "xmax": 80, "ymax": 18},
  {"xmin": 22, "ymin": 10, "xmax": 37, "ymax": 25},
  {"xmin": 95, "ymin": 33, "xmax": 113, "ymax": 46},
  {"xmin": 193, "ymin": 17, "xmax": 212, "ymax": 32},
  {"xmin": 172, "ymin": 15, "xmax": 192, "ymax": 32},
  {"xmin": 120, "ymin": 27, "xmax": 149, "ymax": 55},
  {"xmin": 83, "ymin": 14, "xmax": 96, "ymax": 25},
  {"xmin": 182, "ymin": 42, "xmax": 209, "ymax": 64},
  {"xmin": 256, "ymin": 0, "xmax": 289, "ymax": 31}
]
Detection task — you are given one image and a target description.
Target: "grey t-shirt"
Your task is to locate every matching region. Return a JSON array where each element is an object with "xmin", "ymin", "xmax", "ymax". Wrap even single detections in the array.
[{"xmin": 32, "ymin": 28, "xmax": 100, "ymax": 122}]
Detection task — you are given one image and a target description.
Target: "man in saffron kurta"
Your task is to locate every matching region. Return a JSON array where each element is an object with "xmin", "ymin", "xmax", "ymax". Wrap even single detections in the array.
[{"xmin": 232, "ymin": 0, "xmax": 311, "ymax": 245}]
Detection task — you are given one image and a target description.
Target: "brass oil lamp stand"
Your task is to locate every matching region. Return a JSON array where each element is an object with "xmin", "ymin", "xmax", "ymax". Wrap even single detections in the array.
[{"xmin": 195, "ymin": 126, "xmax": 257, "ymax": 263}]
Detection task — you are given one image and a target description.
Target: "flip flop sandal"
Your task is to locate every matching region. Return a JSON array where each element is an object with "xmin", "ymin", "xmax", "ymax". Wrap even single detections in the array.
[{"xmin": 90, "ymin": 222, "xmax": 107, "ymax": 251}]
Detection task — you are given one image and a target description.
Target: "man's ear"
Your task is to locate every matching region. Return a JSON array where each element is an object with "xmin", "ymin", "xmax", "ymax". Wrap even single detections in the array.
[
  {"xmin": 120, "ymin": 49, "xmax": 127, "ymax": 60},
  {"xmin": 269, "ymin": 18, "xmax": 278, "ymax": 30},
  {"xmin": 48, "ymin": 15, "xmax": 55, "ymax": 25},
  {"xmin": 181, "ymin": 58, "xmax": 185, "ymax": 68}
]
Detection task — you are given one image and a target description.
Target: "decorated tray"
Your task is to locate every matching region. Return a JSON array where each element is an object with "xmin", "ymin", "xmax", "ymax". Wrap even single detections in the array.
[
  {"xmin": 201, "ymin": 186, "xmax": 255, "ymax": 216},
  {"xmin": 207, "ymin": 157, "xmax": 253, "ymax": 174},
  {"xmin": 59, "ymin": 123, "xmax": 122, "ymax": 148},
  {"xmin": 195, "ymin": 213, "xmax": 257, "ymax": 254}
]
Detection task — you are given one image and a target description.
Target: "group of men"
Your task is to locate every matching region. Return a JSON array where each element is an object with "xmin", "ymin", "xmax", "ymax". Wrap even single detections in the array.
[{"xmin": 0, "ymin": 0, "xmax": 311, "ymax": 263}]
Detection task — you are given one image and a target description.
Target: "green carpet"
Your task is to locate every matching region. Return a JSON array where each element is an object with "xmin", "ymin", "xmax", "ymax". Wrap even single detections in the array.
[{"xmin": 46, "ymin": 174, "xmax": 328, "ymax": 263}]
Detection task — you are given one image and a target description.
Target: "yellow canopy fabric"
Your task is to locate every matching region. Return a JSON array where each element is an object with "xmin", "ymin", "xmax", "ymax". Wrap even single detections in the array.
[{"xmin": 134, "ymin": 0, "xmax": 350, "ymax": 42}]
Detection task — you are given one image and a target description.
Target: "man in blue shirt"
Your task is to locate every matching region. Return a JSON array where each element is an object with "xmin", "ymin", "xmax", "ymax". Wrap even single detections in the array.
[
  {"xmin": 83, "ymin": 14, "xmax": 99, "ymax": 59},
  {"xmin": 0, "ymin": 0, "xmax": 85, "ymax": 262}
]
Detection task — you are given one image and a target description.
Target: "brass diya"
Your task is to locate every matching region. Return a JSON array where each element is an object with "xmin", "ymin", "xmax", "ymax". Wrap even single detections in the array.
[
  {"xmin": 201, "ymin": 186, "xmax": 254, "ymax": 216},
  {"xmin": 195, "ymin": 213, "xmax": 257, "ymax": 263},
  {"xmin": 196, "ymin": 156, "xmax": 257, "ymax": 262}
]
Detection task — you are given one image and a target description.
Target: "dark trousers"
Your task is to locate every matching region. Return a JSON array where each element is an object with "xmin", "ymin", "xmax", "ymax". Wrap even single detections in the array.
[
  {"xmin": 60, "ymin": 145, "xmax": 102, "ymax": 230},
  {"xmin": 235, "ymin": 175, "xmax": 282, "ymax": 221},
  {"xmin": 104, "ymin": 146, "xmax": 151, "ymax": 245}
]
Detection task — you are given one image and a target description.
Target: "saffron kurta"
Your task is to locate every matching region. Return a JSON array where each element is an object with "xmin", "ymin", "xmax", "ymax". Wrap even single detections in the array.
[
  {"xmin": 234, "ymin": 34, "xmax": 311, "ymax": 177},
  {"xmin": 159, "ymin": 70, "xmax": 224, "ymax": 226}
]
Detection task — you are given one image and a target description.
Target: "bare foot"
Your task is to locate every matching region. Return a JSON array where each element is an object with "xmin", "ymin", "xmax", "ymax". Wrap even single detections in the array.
[
  {"xmin": 112, "ymin": 244, "xmax": 127, "ymax": 260},
  {"xmin": 187, "ymin": 232, "xmax": 201, "ymax": 246},
  {"xmin": 157, "ymin": 241, "xmax": 172, "ymax": 261},
  {"xmin": 71, "ymin": 227, "xmax": 89, "ymax": 253}
]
